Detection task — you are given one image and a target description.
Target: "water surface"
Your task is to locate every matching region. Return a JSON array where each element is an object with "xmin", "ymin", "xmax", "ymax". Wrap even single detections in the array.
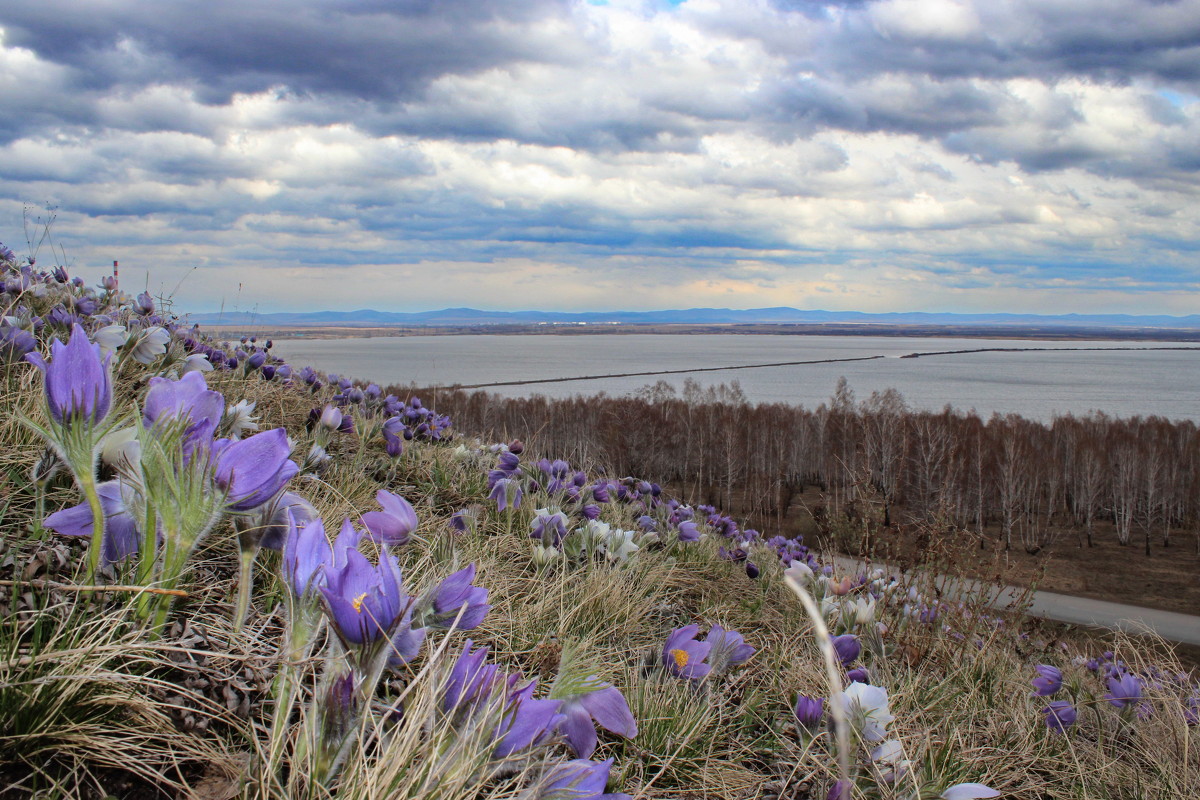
[{"xmin": 271, "ymin": 334, "xmax": 1200, "ymax": 422}]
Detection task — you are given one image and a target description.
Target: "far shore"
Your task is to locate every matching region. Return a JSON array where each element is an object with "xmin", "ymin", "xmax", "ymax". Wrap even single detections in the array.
[{"xmin": 197, "ymin": 321, "xmax": 1200, "ymax": 343}]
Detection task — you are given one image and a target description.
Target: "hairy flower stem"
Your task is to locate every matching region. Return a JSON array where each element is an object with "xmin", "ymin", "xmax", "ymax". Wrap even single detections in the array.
[
  {"xmin": 135, "ymin": 504, "xmax": 158, "ymax": 598},
  {"xmin": 266, "ymin": 599, "xmax": 323, "ymax": 784},
  {"xmin": 233, "ymin": 546, "xmax": 258, "ymax": 632},
  {"xmin": 147, "ymin": 526, "xmax": 187, "ymax": 631},
  {"xmin": 32, "ymin": 490, "xmax": 46, "ymax": 540},
  {"xmin": 77, "ymin": 471, "xmax": 107, "ymax": 583}
]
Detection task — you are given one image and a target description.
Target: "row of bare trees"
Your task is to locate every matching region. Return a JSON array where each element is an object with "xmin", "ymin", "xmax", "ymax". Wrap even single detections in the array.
[{"xmin": 411, "ymin": 378, "xmax": 1200, "ymax": 555}]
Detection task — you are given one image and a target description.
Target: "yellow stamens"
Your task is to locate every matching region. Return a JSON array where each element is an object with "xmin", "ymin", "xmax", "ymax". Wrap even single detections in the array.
[
  {"xmin": 352, "ymin": 592, "xmax": 369, "ymax": 613},
  {"xmin": 669, "ymin": 648, "xmax": 690, "ymax": 669}
]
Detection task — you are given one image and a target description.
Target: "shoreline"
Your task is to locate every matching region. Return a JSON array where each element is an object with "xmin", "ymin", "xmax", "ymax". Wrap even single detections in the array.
[{"xmin": 198, "ymin": 321, "xmax": 1200, "ymax": 344}]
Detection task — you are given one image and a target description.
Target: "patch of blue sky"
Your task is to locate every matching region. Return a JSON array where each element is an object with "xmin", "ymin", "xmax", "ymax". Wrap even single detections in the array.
[{"xmin": 1157, "ymin": 89, "xmax": 1197, "ymax": 108}]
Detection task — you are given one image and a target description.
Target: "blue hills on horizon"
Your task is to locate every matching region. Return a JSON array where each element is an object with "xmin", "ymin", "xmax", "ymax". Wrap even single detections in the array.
[{"xmin": 185, "ymin": 306, "xmax": 1200, "ymax": 329}]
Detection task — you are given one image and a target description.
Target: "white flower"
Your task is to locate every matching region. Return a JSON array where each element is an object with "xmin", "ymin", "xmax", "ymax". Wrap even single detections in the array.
[
  {"xmin": 93, "ymin": 324, "xmax": 128, "ymax": 356},
  {"xmin": 129, "ymin": 326, "xmax": 170, "ymax": 364},
  {"xmin": 180, "ymin": 353, "xmax": 213, "ymax": 374},
  {"xmin": 838, "ymin": 682, "xmax": 895, "ymax": 743},
  {"xmin": 602, "ymin": 529, "xmax": 639, "ymax": 563},
  {"xmin": 870, "ymin": 739, "xmax": 910, "ymax": 784},
  {"xmin": 785, "ymin": 559, "xmax": 814, "ymax": 585},
  {"xmin": 532, "ymin": 544, "xmax": 561, "ymax": 567},
  {"xmin": 843, "ymin": 596, "xmax": 877, "ymax": 628},
  {"xmin": 224, "ymin": 399, "xmax": 260, "ymax": 439},
  {"xmin": 820, "ymin": 596, "xmax": 839, "ymax": 624},
  {"xmin": 304, "ymin": 443, "xmax": 331, "ymax": 472},
  {"xmin": 940, "ymin": 784, "xmax": 999, "ymax": 800},
  {"xmin": 582, "ymin": 519, "xmax": 611, "ymax": 550},
  {"xmin": 100, "ymin": 426, "xmax": 141, "ymax": 476}
]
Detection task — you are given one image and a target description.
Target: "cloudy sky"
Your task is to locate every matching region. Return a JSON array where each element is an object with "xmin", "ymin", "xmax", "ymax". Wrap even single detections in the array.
[{"xmin": 1, "ymin": 0, "xmax": 1198, "ymax": 315}]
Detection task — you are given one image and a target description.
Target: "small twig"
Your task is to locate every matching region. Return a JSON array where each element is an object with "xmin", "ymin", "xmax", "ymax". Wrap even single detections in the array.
[{"xmin": 0, "ymin": 578, "xmax": 188, "ymax": 598}]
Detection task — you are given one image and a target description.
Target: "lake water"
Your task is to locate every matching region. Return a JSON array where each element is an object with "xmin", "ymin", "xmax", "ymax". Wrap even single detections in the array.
[{"xmin": 270, "ymin": 334, "xmax": 1200, "ymax": 422}]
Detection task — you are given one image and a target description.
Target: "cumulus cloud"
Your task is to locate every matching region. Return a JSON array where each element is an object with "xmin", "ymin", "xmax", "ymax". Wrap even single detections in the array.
[{"xmin": 0, "ymin": 0, "xmax": 1197, "ymax": 314}]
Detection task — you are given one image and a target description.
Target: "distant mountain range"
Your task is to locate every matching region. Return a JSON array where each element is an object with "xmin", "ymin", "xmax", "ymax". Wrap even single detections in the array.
[{"xmin": 184, "ymin": 306, "xmax": 1200, "ymax": 329}]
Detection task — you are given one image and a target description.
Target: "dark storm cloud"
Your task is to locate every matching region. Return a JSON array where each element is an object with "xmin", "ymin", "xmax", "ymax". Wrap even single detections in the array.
[
  {"xmin": 784, "ymin": 0, "xmax": 1200, "ymax": 89},
  {"xmin": 0, "ymin": 0, "xmax": 578, "ymax": 101}
]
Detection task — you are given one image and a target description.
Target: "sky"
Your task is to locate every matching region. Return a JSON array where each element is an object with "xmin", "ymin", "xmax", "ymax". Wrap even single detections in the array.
[{"xmin": 1, "ymin": 0, "xmax": 1198, "ymax": 316}]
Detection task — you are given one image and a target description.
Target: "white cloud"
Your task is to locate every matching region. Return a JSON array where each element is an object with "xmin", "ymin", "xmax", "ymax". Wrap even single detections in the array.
[{"xmin": 0, "ymin": 1, "xmax": 1198, "ymax": 315}]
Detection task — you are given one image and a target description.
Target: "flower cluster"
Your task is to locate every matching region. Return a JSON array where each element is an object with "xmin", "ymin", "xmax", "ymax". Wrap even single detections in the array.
[{"xmin": 1032, "ymin": 650, "xmax": 1200, "ymax": 734}]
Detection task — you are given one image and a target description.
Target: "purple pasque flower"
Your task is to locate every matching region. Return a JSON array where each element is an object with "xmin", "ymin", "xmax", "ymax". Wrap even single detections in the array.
[
  {"xmin": 1031, "ymin": 665, "xmax": 1063, "ymax": 697},
  {"xmin": 360, "ymin": 490, "xmax": 419, "ymax": 545},
  {"xmin": 253, "ymin": 491, "xmax": 318, "ymax": 551},
  {"xmin": 675, "ymin": 520, "xmax": 701, "ymax": 542},
  {"xmin": 320, "ymin": 668, "xmax": 360, "ymax": 745},
  {"xmin": 832, "ymin": 634, "xmax": 861, "ymax": 667},
  {"xmin": 556, "ymin": 680, "xmax": 638, "ymax": 758},
  {"xmin": 489, "ymin": 477, "xmax": 523, "ymax": 512},
  {"xmin": 318, "ymin": 404, "xmax": 343, "ymax": 431},
  {"xmin": 537, "ymin": 757, "xmax": 631, "ymax": 800},
  {"xmin": 846, "ymin": 667, "xmax": 870, "ymax": 684},
  {"xmin": 718, "ymin": 546, "xmax": 747, "ymax": 563},
  {"xmin": 282, "ymin": 513, "xmax": 333, "ymax": 598},
  {"xmin": 319, "ymin": 545, "xmax": 409, "ymax": 648},
  {"xmin": 827, "ymin": 779, "xmax": 852, "ymax": 800},
  {"xmin": 142, "ymin": 371, "xmax": 224, "ymax": 453},
  {"xmin": 45, "ymin": 305, "xmax": 79, "ymax": 330},
  {"xmin": 213, "ymin": 428, "xmax": 299, "ymax": 512},
  {"xmin": 1042, "ymin": 700, "xmax": 1077, "ymax": 733},
  {"xmin": 493, "ymin": 678, "xmax": 564, "ymax": 758},
  {"xmin": 43, "ymin": 479, "xmax": 140, "ymax": 567},
  {"xmin": 134, "ymin": 291, "xmax": 155, "ymax": 315},
  {"xmin": 1105, "ymin": 672, "xmax": 1143, "ymax": 710},
  {"xmin": 531, "ymin": 507, "xmax": 570, "ymax": 545},
  {"xmin": 662, "ymin": 624, "xmax": 712, "ymax": 680},
  {"xmin": 794, "ymin": 695, "xmax": 824, "ymax": 731},
  {"xmin": 537, "ymin": 458, "xmax": 572, "ymax": 494},
  {"xmin": 705, "ymin": 625, "xmax": 755, "ymax": 675},
  {"xmin": 0, "ymin": 323, "xmax": 36, "ymax": 364},
  {"xmin": 329, "ymin": 517, "xmax": 364, "ymax": 565},
  {"xmin": 416, "ymin": 563, "xmax": 491, "ymax": 630},
  {"xmin": 443, "ymin": 639, "xmax": 502, "ymax": 715},
  {"xmin": 25, "ymin": 323, "xmax": 112, "ymax": 425},
  {"xmin": 387, "ymin": 605, "xmax": 427, "ymax": 667},
  {"xmin": 449, "ymin": 508, "xmax": 477, "ymax": 535}
]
